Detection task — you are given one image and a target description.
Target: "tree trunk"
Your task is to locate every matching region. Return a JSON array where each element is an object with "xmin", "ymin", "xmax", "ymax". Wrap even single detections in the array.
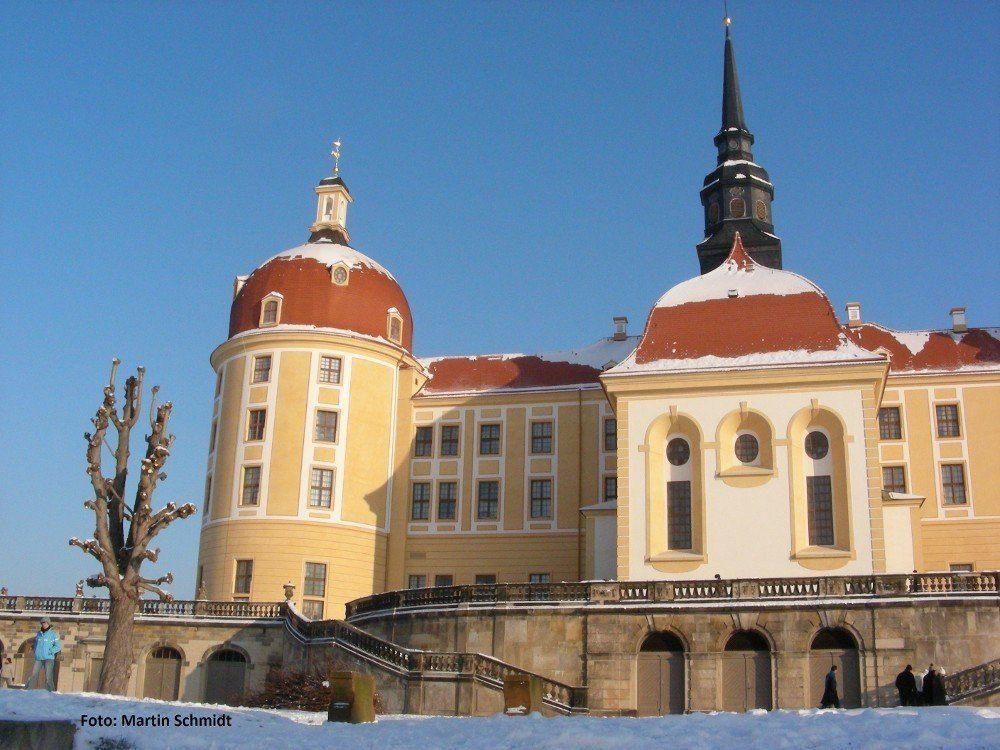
[{"xmin": 99, "ymin": 596, "xmax": 139, "ymax": 695}]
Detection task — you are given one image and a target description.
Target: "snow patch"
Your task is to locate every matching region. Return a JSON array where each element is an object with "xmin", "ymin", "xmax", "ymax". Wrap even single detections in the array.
[
  {"xmin": 419, "ymin": 336, "xmax": 640, "ymax": 372},
  {"xmin": 264, "ymin": 241, "xmax": 396, "ymax": 280},
  {"xmin": 654, "ymin": 257, "xmax": 822, "ymax": 309},
  {"xmin": 892, "ymin": 330, "xmax": 931, "ymax": 356}
]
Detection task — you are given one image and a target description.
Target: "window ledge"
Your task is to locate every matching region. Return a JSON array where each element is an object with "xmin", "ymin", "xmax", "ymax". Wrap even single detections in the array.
[
  {"xmin": 647, "ymin": 551, "xmax": 706, "ymax": 563},
  {"xmin": 792, "ymin": 546, "xmax": 852, "ymax": 559},
  {"xmin": 717, "ymin": 466, "xmax": 774, "ymax": 478}
]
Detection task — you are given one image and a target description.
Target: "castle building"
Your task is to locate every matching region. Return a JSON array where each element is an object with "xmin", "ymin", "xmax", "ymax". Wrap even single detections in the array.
[{"xmin": 195, "ymin": 28, "xmax": 1000, "ymax": 620}]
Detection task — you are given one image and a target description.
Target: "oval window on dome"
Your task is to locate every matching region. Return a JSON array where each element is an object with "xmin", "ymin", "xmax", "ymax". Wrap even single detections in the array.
[
  {"xmin": 735, "ymin": 433, "xmax": 759, "ymax": 464},
  {"xmin": 332, "ymin": 266, "xmax": 348, "ymax": 285},
  {"xmin": 667, "ymin": 438, "xmax": 690, "ymax": 467},
  {"xmin": 805, "ymin": 431, "xmax": 829, "ymax": 460},
  {"xmin": 729, "ymin": 197, "xmax": 746, "ymax": 218}
]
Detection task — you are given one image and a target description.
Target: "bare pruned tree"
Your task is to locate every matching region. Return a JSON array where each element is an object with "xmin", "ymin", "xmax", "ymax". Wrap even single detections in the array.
[{"xmin": 70, "ymin": 358, "xmax": 196, "ymax": 694}]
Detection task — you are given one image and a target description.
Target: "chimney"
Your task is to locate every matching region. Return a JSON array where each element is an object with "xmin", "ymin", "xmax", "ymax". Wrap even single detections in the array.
[
  {"xmin": 612, "ymin": 316, "xmax": 629, "ymax": 341},
  {"xmin": 845, "ymin": 302, "xmax": 862, "ymax": 328},
  {"xmin": 950, "ymin": 306, "xmax": 967, "ymax": 333}
]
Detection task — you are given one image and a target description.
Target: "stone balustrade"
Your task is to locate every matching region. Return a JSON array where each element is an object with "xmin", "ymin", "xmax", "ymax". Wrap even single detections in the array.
[
  {"xmin": 345, "ymin": 571, "xmax": 1000, "ymax": 618},
  {"xmin": 1, "ymin": 596, "xmax": 284, "ymax": 620}
]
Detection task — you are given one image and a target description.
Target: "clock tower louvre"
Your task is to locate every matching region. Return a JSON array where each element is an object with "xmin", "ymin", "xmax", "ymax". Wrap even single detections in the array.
[{"xmin": 696, "ymin": 23, "xmax": 782, "ymax": 274}]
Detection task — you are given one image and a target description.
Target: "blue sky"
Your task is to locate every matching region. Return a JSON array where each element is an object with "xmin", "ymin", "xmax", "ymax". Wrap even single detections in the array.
[{"xmin": 1, "ymin": 2, "xmax": 997, "ymax": 597}]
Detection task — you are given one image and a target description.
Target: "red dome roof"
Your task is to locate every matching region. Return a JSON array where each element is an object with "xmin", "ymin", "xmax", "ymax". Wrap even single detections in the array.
[{"xmin": 229, "ymin": 240, "xmax": 413, "ymax": 351}]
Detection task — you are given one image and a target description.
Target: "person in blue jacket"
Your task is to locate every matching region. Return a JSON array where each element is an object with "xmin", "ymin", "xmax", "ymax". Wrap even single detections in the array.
[{"xmin": 27, "ymin": 617, "xmax": 61, "ymax": 690}]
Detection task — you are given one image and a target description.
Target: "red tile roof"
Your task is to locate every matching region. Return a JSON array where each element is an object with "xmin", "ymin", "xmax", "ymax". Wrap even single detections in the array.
[{"xmin": 846, "ymin": 324, "xmax": 1000, "ymax": 375}]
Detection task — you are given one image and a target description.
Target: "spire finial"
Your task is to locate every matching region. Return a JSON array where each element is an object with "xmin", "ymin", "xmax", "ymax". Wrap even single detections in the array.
[
  {"xmin": 331, "ymin": 139, "xmax": 342, "ymax": 175},
  {"xmin": 723, "ymin": 0, "xmax": 731, "ymax": 36}
]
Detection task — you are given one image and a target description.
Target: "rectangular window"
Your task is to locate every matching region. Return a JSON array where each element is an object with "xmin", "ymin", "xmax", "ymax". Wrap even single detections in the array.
[
  {"xmin": 411, "ymin": 482, "xmax": 431, "ymax": 520},
  {"xmin": 530, "ymin": 479, "xmax": 552, "ymax": 519},
  {"xmin": 531, "ymin": 421, "xmax": 553, "ymax": 454},
  {"xmin": 604, "ymin": 418, "xmax": 617, "ymax": 452},
  {"xmin": 941, "ymin": 464, "xmax": 967, "ymax": 505},
  {"xmin": 440, "ymin": 425, "xmax": 459, "ymax": 456},
  {"xmin": 878, "ymin": 406, "xmax": 902, "ymax": 440},
  {"xmin": 301, "ymin": 599, "xmax": 324, "ymax": 619},
  {"xmin": 247, "ymin": 409, "xmax": 266, "ymax": 441},
  {"xmin": 319, "ymin": 355, "xmax": 342, "ymax": 384},
  {"xmin": 251, "ymin": 354, "xmax": 271, "ymax": 384},
  {"xmin": 204, "ymin": 475, "xmax": 212, "ymax": 514},
  {"xmin": 196, "ymin": 565, "xmax": 204, "ymax": 592},
  {"xmin": 414, "ymin": 426, "xmax": 433, "ymax": 457},
  {"xmin": 935, "ymin": 404, "xmax": 961, "ymax": 438},
  {"xmin": 214, "ymin": 372, "xmax": 223, "ymax": 397},
  {"xmin": 304, "ymin": 562, "xmax": 327, "ymax": 597},
  {"xmin": 408, "ymin": 574, "xmax": 426, "ymax": 589},
  {"xmin": 315, "ymin": 410, "xmax": 339, "ymax": 442},
  {"xmin": 949, "ymin": 563, "xmax": 974, "ymax": 573},
  {"xmin": 475, "ymin": 574, "xmax": 497, "ymax": 585},
  {"xmin": 241, "ymin": 466, "xmax": 261, "ymax": 506},
  {"xmin": 479, "ymin": 423, "xmax": 501, "ymax": 455},
  {"xmin": 309, "ymin": 468, "xmax": 334, "ymax": 508},
  {"xmin": 437, "ymin": 481, "xmax": 457, "ymax": 520},
  {"xmin": 234, "ymin": 559, "xmax": 253, "ymax": 595},
  {"xmin": 603, "ymin": 475, "xmax": 617, "ymax": 504},
  {"xmin": 477, "ymin": 480, "xmax": 499, "ymax": 520},
  {"xmin": 806, "ymin": 475, "xmax": 835, "ymax": 546},
  {"xmin": 529, "ymin": 573, "xmax": 550, "ymax": 584},
  {"xmin": 434, "ymin": 574, "xmax": 453, "ymax": 588},
  {"xmin": 667, "ymin": 480, "xmax": 692, "ymax": 550},
  {"xmin": 209, "ymin": 420, "xmax": 218, "ymax": 453},
  {"xmin": 882, "ymin": 466, "xmax": 907, "ymax": 495}
]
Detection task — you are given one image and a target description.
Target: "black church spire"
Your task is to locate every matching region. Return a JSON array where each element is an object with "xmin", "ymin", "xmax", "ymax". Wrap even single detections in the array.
[{"xmin": 696, "ymin": 21, "xmax": 782, "ymax": 273}]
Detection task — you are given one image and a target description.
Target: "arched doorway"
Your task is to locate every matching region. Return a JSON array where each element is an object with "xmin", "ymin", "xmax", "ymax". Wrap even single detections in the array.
[
  {"xmin": 143, "ymin": 646, "xmax": 182, "ymax": 701},
  {"xmin": 637, "ymin": 632, "xmax": 685, "ymax": 715},
  {"xmin": 809, "ymin": 628, "xmax": 861, "ymax": 708},
  {"xmin": 204, "ymin": 649, "xmax": 247, "ymax": 705},
  {"xmin": 17, "ymin": 638, "xmax": 60, "ymax": 689},
  {"xmin": 721, "ymin": 630, "xmax": 772, "ymax": 712}
]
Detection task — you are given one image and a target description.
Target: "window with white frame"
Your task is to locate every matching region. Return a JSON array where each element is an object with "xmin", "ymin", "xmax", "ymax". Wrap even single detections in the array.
[
  {"xmin": 531, "ymin": 421, "xmax": 553, "ymax": 454},
  {"xmin": 319, "ymin": 356, "xmax": 342, "ymax": 384},
  {"xmin": 315, "ymin": 410, "xmax": 338, "ymax": 442},
  {"xmin": 603, "ymin": 475, "xmax": 617, "ymax": 504},
  {"xmin": 479, "ymin": 423, "xmax": 501, "ymax": 455},
  {"xmin": 261, "ymin": 298, "xmax": 280, "ymax": 326},
  {"xmin": 878, "ymin": 406, "xmax": 902, "ymax": 440},
  {"xmin": 234, "ymin": 559, "xmax": 253, "ymax": 596},
  {"xmin": 941, "ymin": 464, "xmax": 967, "ymax": 504},
  {"xmin": 251, "ymin": 355, "xmax": 271, "ymax": 384},
  {"xmin": 603, "ymin": 418, "xmax": 617, "ymax": 452},
  {"xmin": 411, "ymin": 482, "xmax": 431, "ymax": 520},
  {"xmin": 437, "ymin": 481, "xmax": 457, "ymax": 520},
  {"xmin": 408, "ymin": 574, "xmax": 426, "ymax": 589},
  {"xmin": 434, "ymin": 574, "xmax": 453, "ymax": 588},
  {"xmin": 440, "ymin": 425, "xmax": 459, "ymax": 456},
  {"xmin": 935, "ymin": 404, "xmax": 961, "ymax": 438},
  {"xmin": 530, "ymin": 479, "xmax": 552, "ymax": 519},
  {"xmin": 240, "ymin": 466, "xmax": 261, "ymax": 506},
  {"xmin": 309, "ymin": 468, "xmax": 334, "ymax": 508},
  {"xmin": 882, "ymin": 466, "xmax": 907, "ymax": 494},
  {"xmin": 303, "ymin": 562, "xmax": 327, "ymax": 607},
  {"xmin": 475, "ymin": 574, "xmax": 497, "ymax": 585},
  {"xmin": 529, "ymin": 573, "xmax": 550, "ymax": 583},
  {"xmin": 477, "ymin": 480, "xmax": 499, "ymax": 520},
  {"xmin": 247, "ymin": 409, "xmax": 266, "ymax": 441},
  {"xmin": 414, "ymin": 426, "xmax": 433, "ymax": 457}
]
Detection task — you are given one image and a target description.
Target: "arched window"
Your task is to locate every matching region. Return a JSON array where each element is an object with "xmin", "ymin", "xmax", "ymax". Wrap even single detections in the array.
[
  {"xmin": 666, "ymin": 437, "xmax": 693, "ymax": 551},
  {"xmin": 804, "ymin": 428, "xmax": 834, "ymax": 546},
  {"xmin": 640, "ymin": 631, "xmax": 684, "ymax": 652}
]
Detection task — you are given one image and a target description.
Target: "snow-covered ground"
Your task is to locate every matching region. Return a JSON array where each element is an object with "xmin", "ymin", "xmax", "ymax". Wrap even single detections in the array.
[{"xmin": 1, "ymin": 690, "xmax": 997, "ymax": 750}]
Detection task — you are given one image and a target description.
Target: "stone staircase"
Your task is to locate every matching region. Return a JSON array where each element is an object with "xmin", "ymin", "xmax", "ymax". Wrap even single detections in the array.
[
  {"xmin": 945, "ymin": 658, "xmax": 1000, "ymax": 705},
  {"xmin": 282, "ymin": 607, "xmax": 587, "ymax": 714}
]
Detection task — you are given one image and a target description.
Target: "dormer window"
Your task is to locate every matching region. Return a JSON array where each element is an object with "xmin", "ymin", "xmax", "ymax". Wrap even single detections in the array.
[
  {"xmin": 259, "ymin": 292, "xmax": 283, "ymax": 327},
  {"xmin": 387, "ymin": 308, "xmax": 403, "ymax": 344}
]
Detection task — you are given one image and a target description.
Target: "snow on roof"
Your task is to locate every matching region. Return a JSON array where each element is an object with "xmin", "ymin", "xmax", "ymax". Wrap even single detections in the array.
[
  {"xmin": 417, "ymin": 336, "xmax": 639, "ymax": 396},
  {"xmin": 606, "ymin": 234, "xmax": 883, "ymax": 377},
  {"xmin": 264, "ymin": 239, "xmax": 396, "ymax": 280},
  {"xmin": 654, "ymin": 238, "xmax": 820, "ymax": 309},
  {"xmin": 846, "ymin": 323, "xmax": 1000, "ymax": 375}
]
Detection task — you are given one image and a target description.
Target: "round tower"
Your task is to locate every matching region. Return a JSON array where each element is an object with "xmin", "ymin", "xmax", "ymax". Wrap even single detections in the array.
[{"xmin": 196, "ymin": 153, "xmax": 421, "ymax": 618}]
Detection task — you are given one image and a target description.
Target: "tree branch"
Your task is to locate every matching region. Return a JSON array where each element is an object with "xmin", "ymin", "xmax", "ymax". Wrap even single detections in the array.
[{"xmin": 138, "ymin": 580, "xmax": 174, "ymax": 601}]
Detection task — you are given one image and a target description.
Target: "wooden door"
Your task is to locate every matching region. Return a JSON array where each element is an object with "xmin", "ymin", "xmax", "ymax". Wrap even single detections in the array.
[
  {"xmin": 637, "ymin": 653, "xmax": 685, "ymax": 716},
  {"xmin": 143, "ymin": 650, "xmax": 181, "ymax": 701},
  {"xmin": 204, "ymin": 653, "xmax": 246, "ymax": 705},
  {"xmin": 85, "ymin": 658, "xmax": 103, "ymax": 692},
  {"xmin": 722, "ymin": 653, "xmax": 771, "ymax": 712},
  {"xmin": 810, "ymin": 650, "xmax": 860, "ymax": 708}
]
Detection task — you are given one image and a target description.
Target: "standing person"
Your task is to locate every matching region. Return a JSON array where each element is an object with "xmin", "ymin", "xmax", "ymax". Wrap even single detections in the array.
[
  {"xmin": 820, "ymin": 664, "xmax": 841, "ymax": 709},
  {"xmin": 0, "ymin": 641, "xmax": 13, "ymax": 688},
  {"xmin": 921, "ymin": 665, "xmax": 937, "ymax": 707},
  {"xmin": 932, "ymin": 667, "xmax": 948, "ymax": 706},
  {"xmin": 26, "ymin": 617, "xmax": 61, "ymax": 691},
  {"xmin": 895, "ymin": 664, "xmax": 917, "ymax": 706},
  {"xmin": 914, "ymin": 666, "xmax": 925, "ymax": 705}
]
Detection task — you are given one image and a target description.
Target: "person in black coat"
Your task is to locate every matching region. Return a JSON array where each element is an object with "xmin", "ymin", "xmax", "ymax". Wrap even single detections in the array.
[
  {"xmin": 820, "ymin": 665, "xmax": 840, "ymax": 708},
  {"xmin": 931, "ymin": 667, "xmax": 948, "ymax": 706},
  {"xmin": 895, "ymin": 664, "xmax": 917, "ymax": 706},
  {"xmin": 921, "ymin": 666, "xmax": 938, "ymax": 707}
]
